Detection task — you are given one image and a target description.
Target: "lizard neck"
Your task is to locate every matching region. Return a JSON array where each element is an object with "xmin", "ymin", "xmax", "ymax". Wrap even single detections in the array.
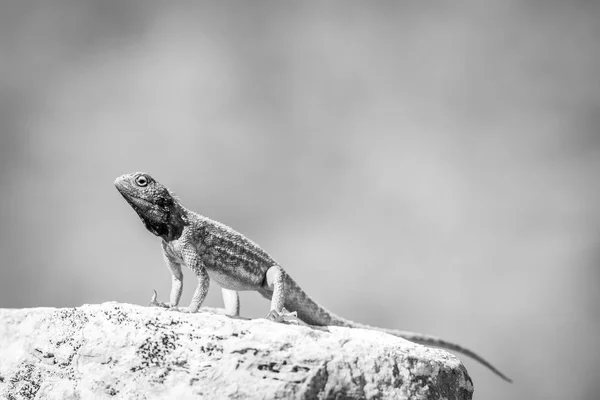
[
  {"xmin": 160, "ymin": 203, "xmax": 189, "ymax": 242},
  {"xmin": 139, "ymin": 201, "xmax": 189, "ymax": 242}
]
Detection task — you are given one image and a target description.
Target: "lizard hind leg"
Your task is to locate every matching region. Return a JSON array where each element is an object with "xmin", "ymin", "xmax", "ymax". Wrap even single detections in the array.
[
  {"xmin": 264, "ymin": 265, "xmax": 302, "ymax": 325},
  {"xmin": 221, "ymin": 288, "xmax": 240, "ymax": 316}
]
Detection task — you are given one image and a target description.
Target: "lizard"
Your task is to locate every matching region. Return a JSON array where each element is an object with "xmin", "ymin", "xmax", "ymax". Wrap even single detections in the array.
[{"xmin": 114, "ymin": 171, "xmax": 512, "ymax": 382}]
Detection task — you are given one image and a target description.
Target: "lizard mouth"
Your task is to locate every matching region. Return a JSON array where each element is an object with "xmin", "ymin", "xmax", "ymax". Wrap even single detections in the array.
[
  {"xmin": 129, "ymin": 194, "xmax": 153, "ymax": 209},
  {"xmin": 117, "ymin": 190, "xmax": 155, "ymax": 212}
]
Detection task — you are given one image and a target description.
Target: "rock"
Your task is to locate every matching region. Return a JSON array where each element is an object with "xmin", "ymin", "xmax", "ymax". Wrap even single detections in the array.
[{"xmin": 0, "ymin": 303, "xmax": 473, "ymax": 399}]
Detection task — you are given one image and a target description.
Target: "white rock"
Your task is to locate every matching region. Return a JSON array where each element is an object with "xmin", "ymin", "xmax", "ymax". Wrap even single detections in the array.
[{"xmin": 0, "ymin": 303, "xmax": 473, "ymax": 399}]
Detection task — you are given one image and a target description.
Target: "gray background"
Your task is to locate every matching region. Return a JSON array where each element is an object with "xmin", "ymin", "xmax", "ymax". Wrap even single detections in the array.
[{"xmin": 1, "ymin": 1, "xmax": 599, "ymax": 399}]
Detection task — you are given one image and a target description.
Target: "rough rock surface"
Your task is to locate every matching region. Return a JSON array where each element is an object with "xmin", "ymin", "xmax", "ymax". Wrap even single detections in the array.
[{"xmin": 0, "ymin": 303, "xmax": 473, "ymax": 399}]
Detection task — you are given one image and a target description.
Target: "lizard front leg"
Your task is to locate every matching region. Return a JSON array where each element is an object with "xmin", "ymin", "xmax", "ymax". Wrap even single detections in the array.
[
  {"xmin": 150, "ymin": 245, "xmax": 184, "ymax": 309},
  {"xmin": 170, "ymin": 248, "xmax": 210, "ymax": 313},
  {"xmin": 221, "ymin": 288, "xmax": 240, "ymax": 316}
]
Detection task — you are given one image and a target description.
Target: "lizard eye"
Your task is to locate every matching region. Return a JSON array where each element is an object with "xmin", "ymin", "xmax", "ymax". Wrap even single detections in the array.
[{"xmin": 135, "ymin": 175, "xmax": 149, "ymax": 187}]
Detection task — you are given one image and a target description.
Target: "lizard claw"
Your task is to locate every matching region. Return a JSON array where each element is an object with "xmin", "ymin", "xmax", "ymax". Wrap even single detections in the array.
[
  {"xmin": 149, "ymin": 290, "xmax": 171, "ymax": 309},
  {"xmin": 266, "ymin": 310, "xmax": 303, "ymax": 325}
]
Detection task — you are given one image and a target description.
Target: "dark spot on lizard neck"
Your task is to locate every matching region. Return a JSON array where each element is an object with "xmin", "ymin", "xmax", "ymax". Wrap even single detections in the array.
[
  {"xmin": 140, "ymin": 207, "xmax": 187, "ymax": 242},
  {"xmin": 162, "ymin": 209, "xmax": 187, "ymax": 241}
]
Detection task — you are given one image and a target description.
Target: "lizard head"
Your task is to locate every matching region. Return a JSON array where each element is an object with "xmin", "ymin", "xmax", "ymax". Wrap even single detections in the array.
[{"xmin": 114, "ymin": 172, "xmax": 185, "ymax": 240}]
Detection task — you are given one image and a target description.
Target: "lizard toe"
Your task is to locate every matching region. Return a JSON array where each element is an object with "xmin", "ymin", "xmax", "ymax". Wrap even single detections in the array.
[
  {"xmin": 266, "ymin": 310, "xmax": 303, "ymax": 325},
  {"xmin": 149, "ymin": 290, "xmax": 172, "ymax": 308}
]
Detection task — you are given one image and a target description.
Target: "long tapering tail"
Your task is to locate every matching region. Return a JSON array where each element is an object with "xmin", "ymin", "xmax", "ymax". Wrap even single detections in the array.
[
  {"xmin": 275, "ymin": 272, "xmax": 512, "ymax": 382},
  {"xmin": 328, "ymin": 315, "xmax": 512, "ymax": 383},
  {"xmin": 351, "ymin": 321, "xmax": 512, "ymax": 382}
]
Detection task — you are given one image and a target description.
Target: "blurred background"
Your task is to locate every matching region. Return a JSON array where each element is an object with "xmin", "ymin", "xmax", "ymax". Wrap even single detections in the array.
[{"xmin": 1, "ymin": 1, "xmax": 599, "ymax": 399}]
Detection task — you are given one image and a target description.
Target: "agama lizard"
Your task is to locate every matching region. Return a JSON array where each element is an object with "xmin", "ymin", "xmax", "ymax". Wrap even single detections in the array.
[{"xmin": 115, "ymin": 172, "xmax": 511, "ymax": 382}]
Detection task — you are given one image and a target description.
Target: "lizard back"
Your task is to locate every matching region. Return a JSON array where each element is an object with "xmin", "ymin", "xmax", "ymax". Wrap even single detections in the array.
[{"xmin": 184, "ymin": 212, "xmax": 278, "ymax": 291}]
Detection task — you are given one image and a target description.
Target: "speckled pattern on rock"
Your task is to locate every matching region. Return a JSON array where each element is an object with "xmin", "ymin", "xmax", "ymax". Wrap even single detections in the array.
[{"xmin": 0, "ymin": 303, "xmax": 473, "ymax": 399}]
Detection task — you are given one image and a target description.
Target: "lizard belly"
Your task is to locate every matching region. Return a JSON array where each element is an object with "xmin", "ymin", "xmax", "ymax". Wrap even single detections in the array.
[{"xmin": 205, "ymin": 265, "xmax": 264, "ymax": 291}]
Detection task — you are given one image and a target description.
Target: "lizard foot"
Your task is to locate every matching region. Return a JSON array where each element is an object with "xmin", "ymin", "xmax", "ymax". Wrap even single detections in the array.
[
  {"xmin": 167, "ymin": 306, "xmax": 194, "ymax": 313},
  {"xmin": 149, "ymin": 290, "xmax": 173, "ymax": 309},
  {"xmin": 266, "ymin": 310, "xmax": 303, "ymax": 325}
]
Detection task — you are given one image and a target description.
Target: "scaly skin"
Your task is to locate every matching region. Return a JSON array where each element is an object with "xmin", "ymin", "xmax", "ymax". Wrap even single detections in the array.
[{"xmin": 114, "ymin": 172, "xmax": 512, "ymax": 382}]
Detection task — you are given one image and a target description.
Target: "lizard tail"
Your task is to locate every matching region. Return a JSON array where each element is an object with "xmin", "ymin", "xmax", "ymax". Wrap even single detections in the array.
[
  {"xmin": 275, "ymin": 274, "xmax": 512, "ymax": 382},
  {"xmin": 337, "ymin": 318, "xmax": 513, "ymax": 383}
]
